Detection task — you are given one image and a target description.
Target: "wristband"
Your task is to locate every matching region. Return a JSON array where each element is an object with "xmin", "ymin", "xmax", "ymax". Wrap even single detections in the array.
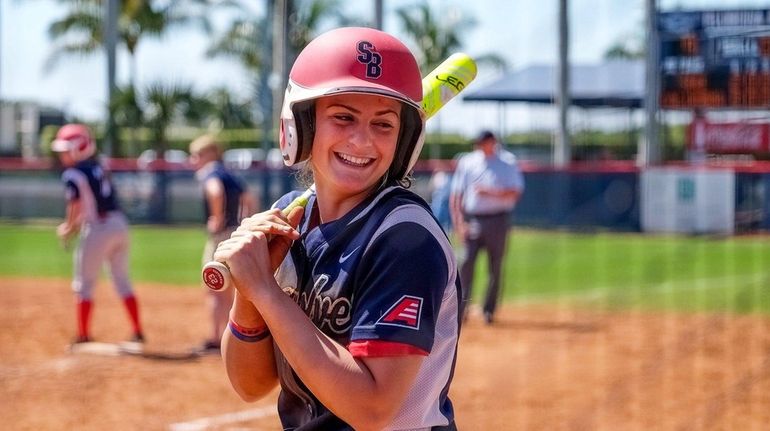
[{"xmin": 228, "ymin": 319, "xmax": 271, "ymax": 342}]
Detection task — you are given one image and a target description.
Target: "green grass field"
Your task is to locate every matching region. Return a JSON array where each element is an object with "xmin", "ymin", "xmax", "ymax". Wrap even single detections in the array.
[
  {"xmin": 0, "ymin": 221, "xmax": 205, "ymax": 286},
  {"xmin": 2, "ymin": 221, "xmax": 769, "ymax": 314},
  {"xmin": 496, "ymin": 230, "xmax": 770, "ymax": 314}
]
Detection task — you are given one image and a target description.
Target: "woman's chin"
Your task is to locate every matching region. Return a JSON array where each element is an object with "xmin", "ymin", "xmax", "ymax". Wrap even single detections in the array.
[{"xmin": 325, "ymin": 175, "xmax": 380, "ymax": 197}]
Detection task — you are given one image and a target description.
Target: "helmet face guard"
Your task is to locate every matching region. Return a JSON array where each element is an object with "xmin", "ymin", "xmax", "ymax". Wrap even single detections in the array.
[
  {"xmin": 279, "ymin": 27, "xmax": 426, "ymax": 181},
  {"xmin": 51, "ymin": 124, "xmax": 96, "ymax": 162}
]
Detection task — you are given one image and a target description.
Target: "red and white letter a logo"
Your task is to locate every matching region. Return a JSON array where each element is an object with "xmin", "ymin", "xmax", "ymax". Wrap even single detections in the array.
[{"xmin": 377, "ymin": 295, "xmax": 423, "ymax": 329}]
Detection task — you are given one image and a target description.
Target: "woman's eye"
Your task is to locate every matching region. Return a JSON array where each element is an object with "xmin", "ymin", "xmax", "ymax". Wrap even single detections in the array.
[
  {"xmin": 333, "ymin": 113, "xmax": 353, "ymax": 122},
  {"xmin": 375, "ymin": 121, "xmax": 395, "ymax": 130}
]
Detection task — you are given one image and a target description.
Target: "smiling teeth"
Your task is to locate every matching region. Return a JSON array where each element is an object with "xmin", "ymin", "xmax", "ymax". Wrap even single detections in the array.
[{"xmin": 338, "ymin": 153, "xmax": 372, "ymax": 166}]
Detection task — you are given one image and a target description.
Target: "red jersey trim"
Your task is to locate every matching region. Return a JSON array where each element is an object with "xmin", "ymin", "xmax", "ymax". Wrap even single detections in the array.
[{"xmin": 348, "ymin": 340, "xmax": 429, "ymax": 358}]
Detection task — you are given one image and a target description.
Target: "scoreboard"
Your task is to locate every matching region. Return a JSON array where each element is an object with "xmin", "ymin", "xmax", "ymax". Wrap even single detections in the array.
[{"xmin": 658, "ymin": 9, "xmax": 770, "ymax": 109}]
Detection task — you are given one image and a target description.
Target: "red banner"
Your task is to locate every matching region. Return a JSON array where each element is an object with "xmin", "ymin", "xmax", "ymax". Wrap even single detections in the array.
[{"xmin": 688, "ymin": 119, "xmax": 770, "ymax": 153}]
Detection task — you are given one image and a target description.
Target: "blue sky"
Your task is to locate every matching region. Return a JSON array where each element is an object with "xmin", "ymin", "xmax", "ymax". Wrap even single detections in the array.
[{"xmin": 1, "ymin": 0, "xmax": 767, "ymax": 136}]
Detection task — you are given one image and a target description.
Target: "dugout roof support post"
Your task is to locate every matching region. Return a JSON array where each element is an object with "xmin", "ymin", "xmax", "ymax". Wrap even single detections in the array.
[
  {"xmin": 642, "ymin": 0, "xmax": 662, "ymax": 166},
  {"xmin": 555, "ymin": 0, "xmax": 571, "ymax": 168}
]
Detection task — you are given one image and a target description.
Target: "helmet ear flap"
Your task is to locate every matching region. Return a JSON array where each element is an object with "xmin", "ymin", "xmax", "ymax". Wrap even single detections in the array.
[
  {"xmin": 72, "ymin": 136, "xmax": 95, "ymax": 161},
  {"xmin": 388, "ymin": 105, "xmax": 424, "ymax": 181},
  {"xmin": 292, "ymin": 101, "xmax": 315, "ymax": 164},
  {"xmin": 280, "ymin": 100, "xmax": 315, "ymax": 166}
]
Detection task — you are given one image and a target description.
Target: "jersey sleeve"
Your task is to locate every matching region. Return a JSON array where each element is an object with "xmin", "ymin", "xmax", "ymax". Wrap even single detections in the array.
[
  {"xmin": 61, "ymin": 170, "xmax": 81, "ymax": 202},
  {"xmin": 348, "ymin": 213, "xmax": 450, "ymax": 357},
  {"xmin": 64, "ymin": 180, "xmax": 79, "ymax": 202}
]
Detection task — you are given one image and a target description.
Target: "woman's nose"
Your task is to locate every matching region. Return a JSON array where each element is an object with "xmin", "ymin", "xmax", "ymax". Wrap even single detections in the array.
[{"xmin": 347, "ymin": 125, "xmax": 373, "ymax": 149}]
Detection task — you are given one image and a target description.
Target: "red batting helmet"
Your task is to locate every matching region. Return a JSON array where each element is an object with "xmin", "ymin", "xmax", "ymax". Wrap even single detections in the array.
[
  {"xmin": 279, "ymin": 26, "xmax": 426, "ymax": 181},
  {"xmin": 51, "ymin": 124, "xmax": 96, "ymax": 162}
]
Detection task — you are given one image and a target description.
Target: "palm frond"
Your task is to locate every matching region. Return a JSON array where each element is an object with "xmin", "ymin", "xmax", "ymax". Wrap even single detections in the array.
[
  {"xmin": 43, "ymin": 40, "xmax": 101, "ymax": 73},
  {"xmin": 48, "ymin": 10, "xmax": 102, "ymax": 39},
  {"xmin": 396, "ymin": 1, "xmax": 481, "ymax": 72},
  {"xmin": 205, "ymin": 19, "xmax": 263, "ymax": 72}
]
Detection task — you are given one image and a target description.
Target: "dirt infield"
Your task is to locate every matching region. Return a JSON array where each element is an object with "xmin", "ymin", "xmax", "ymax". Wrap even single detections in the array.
[{"xmin": 2, "ymin": 277, "xmax": 769, "ymax": 430}]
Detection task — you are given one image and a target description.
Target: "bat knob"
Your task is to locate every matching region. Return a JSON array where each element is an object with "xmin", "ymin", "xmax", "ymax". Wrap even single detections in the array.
[{"xmin": 202, "ymin": 261, "xmax": 231, "ymax": 291}]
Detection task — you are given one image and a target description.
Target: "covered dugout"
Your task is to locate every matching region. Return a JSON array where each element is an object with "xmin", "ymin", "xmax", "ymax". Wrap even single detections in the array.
[
  {"xmin": 464, "ymin": 60, "xmax": 644, "ymax": 108},
  {"xmin": 461, "ymin": 60, "xmax": 765, "ymax": 233},
  {"xmin": 461, "ymin": 60, "xmax": 646, "ymax": 231}
]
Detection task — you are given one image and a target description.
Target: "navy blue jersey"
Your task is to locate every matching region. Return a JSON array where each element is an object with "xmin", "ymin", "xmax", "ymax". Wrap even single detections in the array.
[
  {"xmin": 61, "ymin": 158, "xmax": 120, "ymax": 222},
  {"xmin": 200, "ymin": 162, "xmax": 246, "ymax": 230},
  {"xmin": 273, "ymin": 186, "xmax": 461, "ymax": 430}
]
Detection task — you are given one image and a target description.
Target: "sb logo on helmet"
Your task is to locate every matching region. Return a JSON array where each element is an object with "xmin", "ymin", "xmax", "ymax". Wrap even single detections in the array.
[{"xmin": 356, "ymin": 41, "xmax": 382, "ymax": 79}]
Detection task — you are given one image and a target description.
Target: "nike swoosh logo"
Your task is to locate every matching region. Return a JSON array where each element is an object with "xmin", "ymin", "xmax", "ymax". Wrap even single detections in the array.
[{"xmin": 339, "ymin": 246, "xmax": 361, "ymax": 264}]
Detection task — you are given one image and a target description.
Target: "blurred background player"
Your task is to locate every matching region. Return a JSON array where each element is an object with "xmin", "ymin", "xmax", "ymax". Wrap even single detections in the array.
[
  {"xmin": 214, "ymin": 27, "xmax": 460, "ymax": 430},
  {"xmin": 189, "ymin": 134, "xmax": 257, "ymax": 353},
  {"xmin": 429, "ymin": 166, "xmax": 453, "ymax": 232},
  {"xmin": 52, "ymin": 123, "xmax": 144, "ymax": 344},
  {"xmin": 450, "ymin": 130, "xmax": 524, "ymax": 324}
]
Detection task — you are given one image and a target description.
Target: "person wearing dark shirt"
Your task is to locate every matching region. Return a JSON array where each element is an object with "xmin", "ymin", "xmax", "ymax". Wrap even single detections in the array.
[
  {"xmin": 52, "ymin": 124, "xmax": 144, "ymax": 345},
  {"xmin": 213, "ymin": 27, "xmax": 460, "ymax": 430},
  {"xmin": 189, "ymin": 134, "xmax": 257, "ymax": 353}
]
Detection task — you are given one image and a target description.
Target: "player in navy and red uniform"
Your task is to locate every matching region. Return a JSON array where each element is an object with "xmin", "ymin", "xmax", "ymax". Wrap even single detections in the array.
[
  {"xmin": 214, "ymin": 27, "xmax": 461, "ymax": 430},
  {"xmin": 51, "ymin": 124, "xmax": 144, "ymax": 345},
  {"xmin": 189, "ymin": 134, "xmax": 257, "ymax": 353}
]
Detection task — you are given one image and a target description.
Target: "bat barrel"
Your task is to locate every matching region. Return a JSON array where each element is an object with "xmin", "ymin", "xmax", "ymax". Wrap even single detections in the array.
[{"xmin": 422, "ymin": 53, "xmax": 478, "ymax": 119}]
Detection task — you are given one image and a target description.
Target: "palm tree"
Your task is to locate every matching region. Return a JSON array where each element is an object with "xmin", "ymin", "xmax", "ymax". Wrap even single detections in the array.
[
  {"xmin": 140, "ymin": 81, "xmax": 204, "ymax": 222},
  {"xmin": 47, "ymin": 0, "xmax": 216, "ymax": 86},
  {"xmin": 206, "ymin": 0, "xmax": 358, "ymax": 141},
  {"xmin": 141, "ymin": 81, "xmax": 200, "ymax": 155},
  {"xmin": 287, "ymin": 0, "xmax": 360, "ymax": 59},
  {"xmin": 207, "ymin": 0, "xmax": 355, "ymax": 71},
  {"xmin": 205, "ymin": 87, "xmax": 256, "ymax": 129},
  {"xmin": 396, "ymin": 1, "xmax": 506, "ymax": 159},
  {"xmin": 47, "ymin": 0, "xmax": 221, "ymax": 156},
  {"xmin": 205, "ymin": 16, "xmax": 266, "ymax": 74},
  {"xmin": 207, "ymin": 0, "xmax": 360, "ymax": 75},
  {"xmin": 396, "ymin": 2, "xmax": 465, "ymax": 72},
  {"xmin": 109, "ymin": 85, "xmax": 143, "ymax": 156},
  {"xmin": 395, "ymin": 1, "xmax": 506, "ymax": 73}
]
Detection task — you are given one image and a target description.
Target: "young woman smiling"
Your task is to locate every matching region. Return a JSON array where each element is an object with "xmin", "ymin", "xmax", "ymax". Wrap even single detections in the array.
[{"xmin": 213, "ymin": 27, "xmax": 461, "ymax": 431}]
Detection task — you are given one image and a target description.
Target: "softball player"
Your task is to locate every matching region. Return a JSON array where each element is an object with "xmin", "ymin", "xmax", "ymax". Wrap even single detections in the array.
[
  {"xmin": 215, "ymin": 27, "xmax": 461, "ymax": 430},
  {"xmin": 52, "ymin": 124, "xmax": 144, "ymax": 344},
  {"xmin": 189, "ymin": 134, "xmax": 257, "ymax": 353}
]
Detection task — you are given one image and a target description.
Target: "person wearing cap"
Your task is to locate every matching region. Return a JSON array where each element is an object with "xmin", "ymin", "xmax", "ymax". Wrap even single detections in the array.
[
  {"xmin": 51, "ymin": 123, "xmax": 145, "ymax": 345},
  {"xmin": 213, "ymin": 27, "xmax": 460, "ymax": 430},
  {"xmin": 188, "ymin": 134, "xmax": 257, "ymax": 354},
  {"xmin": 449, "ymin": 130, "xmax": 525, "ymax": 325}
]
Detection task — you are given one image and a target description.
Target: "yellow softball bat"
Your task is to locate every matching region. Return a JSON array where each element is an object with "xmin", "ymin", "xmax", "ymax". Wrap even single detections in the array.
[{"xmin": 422, "ymin": 53, "xmax": 478, "ymax": 119}]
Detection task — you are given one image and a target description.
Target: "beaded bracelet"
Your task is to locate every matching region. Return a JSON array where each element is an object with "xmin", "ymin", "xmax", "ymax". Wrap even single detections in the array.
[{"xmin": 228, "ymin": 319, "xmax": 271, "ymax": 342}]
